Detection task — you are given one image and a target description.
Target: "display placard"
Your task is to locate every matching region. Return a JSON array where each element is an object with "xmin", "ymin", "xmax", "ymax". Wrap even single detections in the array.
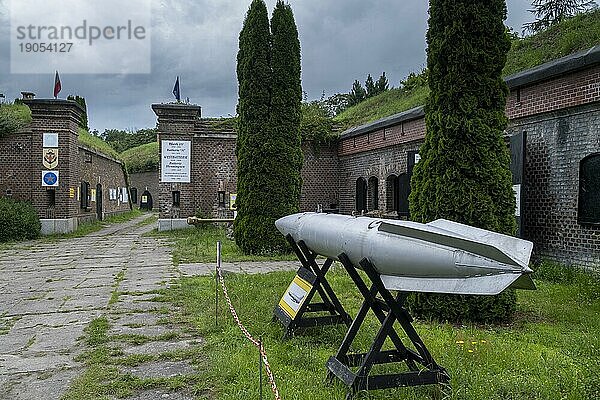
[
  {"xmin": 278, "ymin": 275, "xmax": 312, "ymax": 319},
  {"xmin": 161, "ymin": 140, "xmax": 191, "ymax": 183},
  {"xmin": 41, "ymin": 170, "xmax": 59, "ymax": 187},
  {"xmin": 43, "ymin": 133, "xmax": 59, "ymax": 148}
]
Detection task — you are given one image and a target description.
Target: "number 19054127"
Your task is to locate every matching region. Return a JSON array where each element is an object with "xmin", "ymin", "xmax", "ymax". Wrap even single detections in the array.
[{"xmin": 19, "ymin": 42, "xmax": 73, "ymax": 52}]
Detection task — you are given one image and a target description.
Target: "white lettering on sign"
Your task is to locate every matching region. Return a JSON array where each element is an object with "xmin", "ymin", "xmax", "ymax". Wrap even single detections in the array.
[
  {"xmin": 513, "ymin": 184, "xmax": 521, "ymax": 217},
  {"xmin": 161, "ymin": 140, "xmax": 191, "ymax": 183}
]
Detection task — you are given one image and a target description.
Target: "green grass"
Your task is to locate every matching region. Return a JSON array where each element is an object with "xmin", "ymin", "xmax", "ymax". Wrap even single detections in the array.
[
  {"xmin": 109, "ymin": 270, "xmax": 126, "ymax": 306},
  {"xmin": 504, "ymin": 10, "xmax": 600, "ymax": 76},
  {"xmin": 334, "ymin": 10, "xmax": 600, "ymax": 129},
  {"xmin": 0, "ymin": 103, "xmax": 32, "ymax": 137},
  {"xmin": 162, "ymin": 266, "xmax": 600, "ymax": 399},
  {"xmin": 121, "ymin": 142, "xmax": 159, "ymax": 174},
  {"xmin": 333, "ymin": 85, "xmax": 429, "ymax": 130},
  {"xmin": 154, "ymin": 225, "xmax": 296, "ymax": 264},
  {"xmin": 78, "ymin": 128, "xmax": 121, "ymax": 160}
]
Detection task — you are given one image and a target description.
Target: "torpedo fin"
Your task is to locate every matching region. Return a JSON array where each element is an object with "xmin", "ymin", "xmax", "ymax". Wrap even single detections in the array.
[{"xmin": 380, "ymin": 272, "xmax": 536, "ymax": 296}]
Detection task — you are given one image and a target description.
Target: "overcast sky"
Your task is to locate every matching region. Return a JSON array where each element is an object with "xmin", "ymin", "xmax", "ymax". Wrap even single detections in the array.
[{"xmin": 0, "ymin": 0, "xmax": 533, "ymax": 132}]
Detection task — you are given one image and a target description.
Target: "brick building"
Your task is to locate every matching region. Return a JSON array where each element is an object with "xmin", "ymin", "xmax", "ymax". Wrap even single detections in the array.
[
  {"xmin": 0, "ymin": 97, "xmax": 130, "ymax": 234},
  {"xmin": 153, "ymin": 46, "xmax": 599, "ymax": 267}
]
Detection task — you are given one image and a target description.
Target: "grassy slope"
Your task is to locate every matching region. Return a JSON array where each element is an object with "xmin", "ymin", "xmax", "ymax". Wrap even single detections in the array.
[
  {"xmin": 78, "ymin": 128, "xmax": 121, "ymax": 160},
  {"xmin": 164, "ymin": 267, "xmax": 599, "ymax": 399},
  {"xmin": 334, "ymin": 10, "xmax": 600, "ymax": 129},
  {"xmin": 121, "ymin": 141, "xmax": 159, "ymax": 173},
  {"xmin": 0, "ymin": 103, "xmax": 32, "ymax": 137}
]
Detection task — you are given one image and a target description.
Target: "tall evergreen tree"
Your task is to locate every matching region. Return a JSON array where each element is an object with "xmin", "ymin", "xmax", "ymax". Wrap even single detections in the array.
[
  {"xmin": 409, "ymin": 0, "xmax": 517, "ymax": 322},
  {"xmin": 375, "ymin": 72, "xmax": 389, "ymax": 94},
  {"xmin": 524, "ymin": 0, "xmax": 596, "ymax": 33},
  {"xmin": 365, "ymin": 74, "xmax": 377, "ymax": 98},
  {"xmin": 347, "ymin": 80, "xmax": 366, "ymax": 106},
  {"xmin": 234, "ymin": 0, "xmax": 273, "ymax": 253},
  {"xmin": 234, "ymin": 0, "xmax": 303, "ymax": 254},
  {"xmin": 265, "ymin": 0, "xmax": 303, "ymax": 251},
  {"xmin": 67, "ymin": 95, "xmax": 89, "ymax": 130}
]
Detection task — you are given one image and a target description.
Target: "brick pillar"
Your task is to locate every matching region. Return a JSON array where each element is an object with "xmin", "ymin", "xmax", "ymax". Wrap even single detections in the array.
[
  {"xmin": 23, "ymin": 99, "xmax": 85, "ymax": 233},
  {"xmin": 151, "ymin": 103, "xmax": 201, "ymax": 230}
]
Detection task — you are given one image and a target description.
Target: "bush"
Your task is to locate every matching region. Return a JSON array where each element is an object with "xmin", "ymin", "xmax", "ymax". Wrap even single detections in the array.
[
  {"xmin": 0, "ymin": 198, "xmax": 41, "ymax": 242},
  {"xmin": 0, "ymin": 104, "xmax": 32, "ymax": 137},
  {"xmin": 407, "ymin": 290, "xmax": 517, "ymax": 323}
]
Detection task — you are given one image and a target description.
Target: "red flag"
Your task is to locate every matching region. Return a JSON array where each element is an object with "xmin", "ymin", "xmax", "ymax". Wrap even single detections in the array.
[{"xmin": 53, "ymin": 71, "xmax": 61, "ymax": 98}]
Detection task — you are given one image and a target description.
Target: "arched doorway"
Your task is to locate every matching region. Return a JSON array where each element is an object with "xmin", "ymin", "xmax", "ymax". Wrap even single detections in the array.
[
  {"xmin": 386, "ymin": 174, "xmax": 398, "ymax": 212},
  {"xmin": 140, "ymin": 190, "xmax": 153, "ymax": 211},
  {"xmin": 397, "ymin": 173, "xmax": 410, "ymax": 217},
  {"xmin": 355, "ymin": 178, "xmax": 367, "ymax": 213}
]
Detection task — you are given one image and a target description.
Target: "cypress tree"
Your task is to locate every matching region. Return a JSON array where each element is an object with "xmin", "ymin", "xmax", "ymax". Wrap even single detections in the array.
[
  {"xmin": 234, "ymin": 0, "xmax": 273, "ymax": 253},
  {"xmin": 234, "ymin": 0, "xmax": 303, "ymax": 254},
  {"xmin": 268, "ymin": 0, "xmax": 303, "ymax": 249},
  {"xmin": 375, "ymin": 72, "xmax": 389, "ymax": 94},
  {"xmin": 408, "ymin": 0, "xmax": 518, "ymax": 322},
  {"xmin": 347, "ymin": 80, "xmax": 366, "ymax": 106}
]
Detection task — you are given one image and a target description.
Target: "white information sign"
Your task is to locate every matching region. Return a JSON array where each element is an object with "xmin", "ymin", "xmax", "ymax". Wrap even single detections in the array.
[
  {"xmin": 161, "ymin": 140, "xmax": 191, "ymax": 183},
  {"xmin": 43, "ymin": 133, "xmax": 59, "ymax": 148},
  {"xmin": 513, "ymin": 184, "xmax": 521, "ymax": 217}
]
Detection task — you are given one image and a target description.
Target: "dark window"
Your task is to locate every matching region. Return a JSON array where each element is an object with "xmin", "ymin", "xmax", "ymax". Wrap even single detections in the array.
[
  {"xmin": 172, "ymin": 191, "xmax": 181, "ymax": 207},
  {"xmin": 47, "ymin": 189, "xmax": 55, "ymax": 208},
  {"xmin": 5, "ymin": 189, "xmax": 12, "ymax": 196},
  {"xmin": 368, "ymin": 177, "xmax": 379, "ymax": 211},
  {"xmin": 578, "ymin": 154, "xmax": 600, "ymax": 225},
  {"xmin": 131, "ymin": 188, "xmax": 138, "ymax": 204},
  {"xmin": 386, "ymin": 175, "xmax": 398, "ymax": 211},
  {"xmin": 355, "ymin": 178, "xmax": 367, "ymax": 213},
  {"xmin": 80, "ymin": 181, "xmax": 90, "ymax": 209}
]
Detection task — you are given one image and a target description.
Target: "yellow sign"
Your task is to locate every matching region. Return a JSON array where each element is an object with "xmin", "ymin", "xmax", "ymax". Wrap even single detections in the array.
[
  {"xmin": 229, "ymin": 193, "xmax": 237, "ymax": 210},
  {"xmin": 278, "ymin": 275, "xmax": 312, "ymax": 319},
  {"xmin": 69, "ymin": 187, "xmax": 75, "ymax": 198},
  {"xmin": 91, "ymin": 188, "xmax": 96, "ymax": 202},
  {"xmin": 42, "ymin": 148, "xmax": 58, "ymax": 169}
]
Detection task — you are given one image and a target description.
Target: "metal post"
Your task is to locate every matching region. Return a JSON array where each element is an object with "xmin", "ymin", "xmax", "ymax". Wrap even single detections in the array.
[
  {"xmin": 259, "ymin": 337, "xmax": 263, "ymax": 400},
  {"xmin": 216, "ymin": 241, "xmax": 221, "ymax": 327}
]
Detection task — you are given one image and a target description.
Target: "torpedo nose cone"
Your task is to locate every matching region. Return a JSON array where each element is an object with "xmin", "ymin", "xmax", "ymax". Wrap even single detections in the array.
[{"xmin": 275, "ymin": 213, "xmax": 302, "ymax": 236}]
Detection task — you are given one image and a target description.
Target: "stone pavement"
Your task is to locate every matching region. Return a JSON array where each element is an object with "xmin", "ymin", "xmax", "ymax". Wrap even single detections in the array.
[
  {"xmin": 0, "ymin": 215, "xmax": 300, "ymax": 400},
  {"xmin": 0, "ymin": 214, "xmax": 175, "ymax": 400}
]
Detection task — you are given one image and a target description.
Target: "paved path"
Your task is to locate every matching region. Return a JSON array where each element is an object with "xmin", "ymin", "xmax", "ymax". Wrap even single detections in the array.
[
  {"xmin": 0, "ymin": 214, "xmax": 175, "ymax": 400},
  {"xmin": 0, "ymin": 215, "xmax": 300, "ymax": 399}
]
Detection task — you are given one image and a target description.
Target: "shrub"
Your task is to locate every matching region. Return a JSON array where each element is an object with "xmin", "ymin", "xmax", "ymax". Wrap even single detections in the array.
[
  {"xmin": 0, "ymin": 104, "xmax": 32, "ymax": 137},
  {"xmin": 0, "ymin": 198, "xmax": 41, "ymax": 242}
]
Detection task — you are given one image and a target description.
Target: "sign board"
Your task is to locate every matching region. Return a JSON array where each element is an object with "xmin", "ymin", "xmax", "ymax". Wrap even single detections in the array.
[
  {"xmin": 278, "ymin": 274, "xmax": 313, "ymax": 319},
  {"xmin": 41, "ymin": 170, "xmax": 59, "ymax": 187},
  {"xmin": 161, "ymin": 140, "xmax": 191, "ymax": 183},
  {"xmin": 229, "ymin": 193, "xmax": 237, "ymax": 210},
  {"xmin": 513, "ymin": 185, "xmax": 521, "ymax": 217},
  {"xmin": 69, "ymin": 187, "xmax": 75, "ymax": 198},
  {"xmin": 43, "ymin": 133, "xmax": 59, "ymax": 148},
  {"xmin": 42, "ymin": 148, "xmax": 58, "ymax": 169}
]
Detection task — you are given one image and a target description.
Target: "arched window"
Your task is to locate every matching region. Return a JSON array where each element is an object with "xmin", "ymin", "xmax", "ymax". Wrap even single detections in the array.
[
  {"xmin": 386, "ymin": 174, "xmax": 398, "ymax": 211},
  {"xmin": 355, "ymin": 178, "xmax": 367, "ymax": 213},
  {"xmin": 398, "ymin": 173, "xmax": 410, "ymax": 217},
  {"xmin": 368, "ymin": 177, "xmax": 379, "ymax": 211},
  {"xmin": 578, "ymin": 153, "xmax": 600, "ymax": 224}
]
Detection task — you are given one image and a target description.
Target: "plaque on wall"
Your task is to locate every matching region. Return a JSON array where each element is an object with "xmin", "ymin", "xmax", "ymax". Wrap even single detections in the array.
[{"xmin": 161, "ymin": 140, "xmax": 191, "ymax": 183}]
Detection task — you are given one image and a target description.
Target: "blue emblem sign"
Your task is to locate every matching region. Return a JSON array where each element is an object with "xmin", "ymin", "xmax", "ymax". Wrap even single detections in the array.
[{"xmin": 41, "ymin": 170, "xmax": 59, "ymax": 187}]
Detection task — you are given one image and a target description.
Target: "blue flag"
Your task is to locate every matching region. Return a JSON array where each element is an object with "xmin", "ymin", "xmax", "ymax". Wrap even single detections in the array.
[{"xmin": 173, "ymin": 76, "xmax": 180, "ymax": 101}]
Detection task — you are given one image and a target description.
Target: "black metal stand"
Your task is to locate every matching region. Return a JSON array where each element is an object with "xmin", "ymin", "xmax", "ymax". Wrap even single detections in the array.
[
  {"xmin": 326, "ymin": 253, "xmax": 449, "ymax": 397},
  {"xmin": 273, "ymin": 235, "xmax": 352, "ymax": 338}
]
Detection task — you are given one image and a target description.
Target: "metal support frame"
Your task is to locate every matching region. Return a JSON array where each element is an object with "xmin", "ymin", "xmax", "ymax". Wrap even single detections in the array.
[
  {"xmin": 273, "ymin": 234, "xmax": 352, "ymax": 338},
  {"xmin": 326, "ymin": 253, "xmax": 449, "ymax": 397}
]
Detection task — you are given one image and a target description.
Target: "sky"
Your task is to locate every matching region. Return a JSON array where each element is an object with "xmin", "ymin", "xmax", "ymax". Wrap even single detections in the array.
[{"xmin": 0, "ymin": 0, "xmax": 533, "ymax": 132}]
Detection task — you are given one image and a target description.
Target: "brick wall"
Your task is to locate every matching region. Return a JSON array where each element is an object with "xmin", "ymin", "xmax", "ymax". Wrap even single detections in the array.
[
  {"xmin": 77, "ymin": 145, "xmax": 130, "ymax": 222},
  {"xmin": 338, "ymin": 141, "xmax": 421, "ymax": 215},
  {"xmin": 507, "ymin": 103, "xmax": 600, "ymax": 267},
  {"xmin": 129, "ymin": 171, "xmax": 159, "ymax": 207},
  {"xmin": 300, "ymin": 141, "xmax": 339, "ymax": 212},
  {"xmin": 0, "ymin": 131, "xmax": 34, "ymax": 203}
]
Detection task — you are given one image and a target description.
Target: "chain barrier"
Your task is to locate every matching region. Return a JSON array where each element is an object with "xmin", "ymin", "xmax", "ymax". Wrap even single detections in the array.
[{"xmin": 215, "ymin": 243, "xmax": 282, "ymax": 400}]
